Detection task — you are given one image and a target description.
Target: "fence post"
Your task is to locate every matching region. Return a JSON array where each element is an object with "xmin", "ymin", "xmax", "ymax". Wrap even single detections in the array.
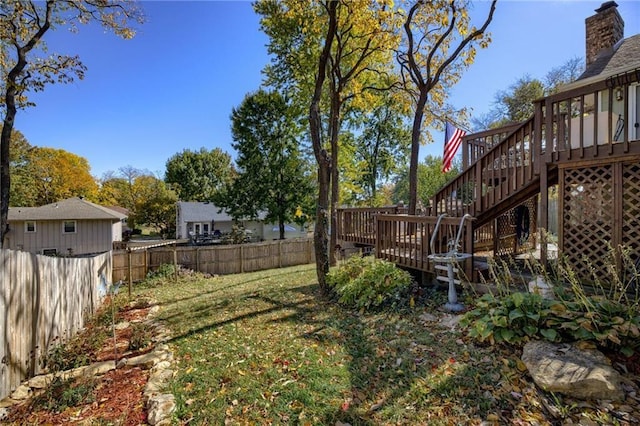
[
  {"xmin": 278, "ymin": 240, "xmax": 282, "ymax": 268},
  {"xmin": 144, "ymin": 249, "xmax": 148, "ymax": 279},
  {"xmin": 240, "ymin": 245, "xmax": 244, "ymax": 273},
  {"xmin": 173, "ymin": 243, "xmax": 178, "ymax": 282},
  {"xmin": 127, "ymin": 249, "xmax": 133, "ymax": 298},
  {"xmin": 196, "ymin": 247, "xmax": 200, "ymax": 272}
]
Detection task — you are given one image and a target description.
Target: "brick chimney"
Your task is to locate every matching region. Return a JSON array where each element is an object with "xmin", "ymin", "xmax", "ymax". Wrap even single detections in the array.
[{"xmin": 585, "ymin": 1, "xmax": 624, "ymax": 67}]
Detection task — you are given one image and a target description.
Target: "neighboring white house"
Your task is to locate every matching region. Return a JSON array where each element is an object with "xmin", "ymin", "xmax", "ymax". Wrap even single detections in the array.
[
  {"xmin": 6, "ymin": 197, "xmax": 127, "ymax": 256},
  {"xmin": 175, "ymin": 201, "xmax": 309, "ymax": 242}
]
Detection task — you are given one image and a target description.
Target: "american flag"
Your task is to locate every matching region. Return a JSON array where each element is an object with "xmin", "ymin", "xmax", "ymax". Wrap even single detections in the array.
[{"xmin": 442, "ymin": 122, "xmax": 466, "ymax": 173}]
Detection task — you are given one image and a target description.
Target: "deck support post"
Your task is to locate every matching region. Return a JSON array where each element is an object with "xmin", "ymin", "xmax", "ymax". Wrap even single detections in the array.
[{"xmin": 539, "ymin": 164, "xmax": 549, "ymax": 269}]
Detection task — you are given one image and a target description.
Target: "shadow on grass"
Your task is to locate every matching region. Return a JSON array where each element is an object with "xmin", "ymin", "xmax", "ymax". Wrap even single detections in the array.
[
  {"xmin": 137, "ymin": 266, "xmax": 316, "ymax": 310},
  {"xmin": 153, "ymin": 268, "xmax": 500, "ymax": 423},
  {"xmin": 163, "ymin": 283, "xmax": 320, "ymax": 343}
]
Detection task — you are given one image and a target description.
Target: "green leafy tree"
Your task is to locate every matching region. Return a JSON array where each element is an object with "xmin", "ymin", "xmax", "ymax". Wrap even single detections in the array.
[
  {"xmin": 494, "ymin": 76, "xmax": 545, "ymax": 124},
  {"xmin": 397, "ymin": 0, "xmax": 496, "ymax": 215},
  {"xmin": 346, "ymin": 101, "xmax": 411, "ymax": 205},
  {"xmin": 392, "ymin": 155, "xmax": 459, "ymax": 208},
  {"xmin": 97, "ymin": 166, "xmax": 153, "ymax": 230},
  {"xmin": 130, "ymin": 175, "xmax": 178, "ymax": 239},
  {"xmin": 223, "ymin": 89, "xmax": 313, "ymax": 240},
  {"xmin": 257, "ymin": 0, "xmax": 400, "ymax": 284},
  {"xmin": 6, "ymin": 128, "xmax": 35, "ymax": 206},
  {"xmin": 165, "ymin": 147, "xmax": 235, "ymax": 202},
  {"xmin": 0, "ymin": 0, "xmax": 144, "ymax": 247}
]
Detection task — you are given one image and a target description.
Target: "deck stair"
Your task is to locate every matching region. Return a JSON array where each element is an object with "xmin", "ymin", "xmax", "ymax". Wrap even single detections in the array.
[{"xmin": 432, "ymin": 116, "xmax": 543, "ymax": 227}]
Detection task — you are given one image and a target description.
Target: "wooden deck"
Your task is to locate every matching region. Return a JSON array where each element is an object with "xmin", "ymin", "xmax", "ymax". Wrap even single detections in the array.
[{"xmin": 336, "ymin": 67, "xmax": 640, "ymax": 284}]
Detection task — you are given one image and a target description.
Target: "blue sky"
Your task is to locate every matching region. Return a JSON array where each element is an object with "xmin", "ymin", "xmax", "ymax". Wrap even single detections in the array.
[{"xmin": 16, "ymin": 0, "xmax": 640, "ymax": 179}]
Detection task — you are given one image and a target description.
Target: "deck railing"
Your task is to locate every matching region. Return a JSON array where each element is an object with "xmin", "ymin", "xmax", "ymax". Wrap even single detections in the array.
[
  {"xmin": 336, "ymin": 206, "xmax": 406, "ymax": 246},
  {"xmin": 462, "ymin": 123, "xmax": 522, "ymax": 168},
  {"xmin": 375, "ymin": 214, "xmax": 474, "ymax": 278},
  {"xmin": 541, "ymin": 70, "xmax": 640, "ymax": 162}
]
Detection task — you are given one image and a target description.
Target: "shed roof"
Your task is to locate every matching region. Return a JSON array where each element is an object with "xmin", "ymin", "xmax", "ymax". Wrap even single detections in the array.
[{"xmin": 8, "ymin": 197, "xmax": 127, "ymax": 221}]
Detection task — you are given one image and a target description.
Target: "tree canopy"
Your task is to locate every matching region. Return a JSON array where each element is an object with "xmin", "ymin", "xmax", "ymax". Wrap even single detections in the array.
[
  {"xmin": 165, "ymin": 147, "xmax": 235, "ymax": 202},
  {"xmin": 98, "ymin": 166, "xmax": 176, "ymax": 235},
  {"xmin": 397, "ymin": 0, "xmax": 497, "ymax": 215},
  {"xmin": 222, "ymin": 89, "xmax": 314, "ymax": 240},
  {"xmin": 392, "ymin": 155, "xmax": 460, "ymax": 208}
]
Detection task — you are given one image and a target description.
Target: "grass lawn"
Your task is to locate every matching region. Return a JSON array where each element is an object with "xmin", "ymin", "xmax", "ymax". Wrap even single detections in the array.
[{"xmin": 133, "ymin": 265, "xmax": 623, "ymax": 425}]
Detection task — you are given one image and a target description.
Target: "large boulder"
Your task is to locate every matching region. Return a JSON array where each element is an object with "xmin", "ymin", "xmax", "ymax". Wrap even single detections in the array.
[{"xmin": 521, "ymin": 340, "xmax": 624, "ymax": 401}]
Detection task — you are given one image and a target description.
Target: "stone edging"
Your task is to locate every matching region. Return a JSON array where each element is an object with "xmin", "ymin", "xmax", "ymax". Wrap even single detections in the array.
[{"xmin": 0, "ymin": 301, "xmax": 177, "ymax": 426}]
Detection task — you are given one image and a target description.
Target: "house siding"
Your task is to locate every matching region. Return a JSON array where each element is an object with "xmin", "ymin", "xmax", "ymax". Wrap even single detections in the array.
[{"xmin": 7, "ymin": 219, "xmax": 117, "ymax": 255}]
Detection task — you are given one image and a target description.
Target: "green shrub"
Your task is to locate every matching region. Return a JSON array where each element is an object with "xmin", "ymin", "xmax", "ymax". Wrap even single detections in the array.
[
  {"xmin": 327, "ymin": 256, "xmax": 413, "ymax": 310},
  {"xmin": 129, "ymin": 322, "xmax": 154, "ymax": 351},
  {"xmin": 41, "ymin": 332, "xmax": 102, "ymax": 372},
  {"xmin": 31, "ymin": 375, "xmax": 97, "ymax": 413},
  {"xmin": 147, "ymin": 263, "xmax": 176, "ymax": 280}
]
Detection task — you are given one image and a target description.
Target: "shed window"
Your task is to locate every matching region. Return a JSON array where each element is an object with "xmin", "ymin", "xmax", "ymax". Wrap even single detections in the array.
[
  {"xmin": 63, "ymin": 221, "xmax": 77, "ymax": 234},
  {"xmin": 25, "ymin": 221, "xmax": 36, "ymax": 233}
]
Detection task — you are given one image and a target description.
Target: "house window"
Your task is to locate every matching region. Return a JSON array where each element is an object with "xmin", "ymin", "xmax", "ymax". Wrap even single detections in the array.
[
  {"xmin": 63, "ymin": 220, "xmax": 77, "ymax": 234},
  {"xmin": 25, "ymin": 221, "xmax": 36, "ymax": 233}
]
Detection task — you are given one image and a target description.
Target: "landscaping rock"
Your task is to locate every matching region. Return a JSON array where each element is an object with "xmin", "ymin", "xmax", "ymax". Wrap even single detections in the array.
[
  {"xmin": 83, "ymin": 360, "xmax": 115, "ymax": 377},
  {"xmin": 0, "ymin": 398, "xmax": 17, "ymax": 409},
  {"xmin": 115, "ymin": 321, "xmax": 130, "ymax": 330},
  {"xmin": 147, "ymin": 393, "xmax": 175, "ymax": 426},
  {"xmin": 28, "ymin": 373, "xmax": 53, "ymax": 389},
  {"xmin": 522, "ymin": 340, "xmax": 624, "ymax": 401},
  {"xmin": 10, "ymin": 385, "xmax": 31, "ymax": 400}
]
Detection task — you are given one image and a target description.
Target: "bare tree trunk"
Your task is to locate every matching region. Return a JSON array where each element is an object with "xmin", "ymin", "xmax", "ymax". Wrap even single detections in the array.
[
  {"xmin": 309, "ymin": 0, "xmax": 338, "ymax": 292},
  {"xmin": 329, "ymin": 93, "xmax": 341, "ymax": 266},
  {"xmin": 408, "ymin": 94, "xmax": 427, "ymax": 216},
  {"xmin": 0, "ymin": 117, "xmax": 13, "ymax": 248}
]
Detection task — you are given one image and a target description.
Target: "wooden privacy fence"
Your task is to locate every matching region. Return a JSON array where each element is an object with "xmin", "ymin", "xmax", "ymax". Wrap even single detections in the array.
[
  {"xmin": 112, "ymin": 238, "xmax": 315, "ymax": 282},
  {"xmin": 0, "ymin": 249, "xmax": 110, "ymax": 400}
]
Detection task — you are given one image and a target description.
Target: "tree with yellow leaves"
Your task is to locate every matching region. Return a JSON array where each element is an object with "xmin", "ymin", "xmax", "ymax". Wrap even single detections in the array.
[
  {"xmin": 397, "ymin": 0, "xmax": 497, "ymax": 215},
  {"xmin": 257, "ymin": 0, "xmax": 400, "ymax": 288},
  {"xmin": 0, "ymin": 0, "xmax": 144, "ymax": 247}
]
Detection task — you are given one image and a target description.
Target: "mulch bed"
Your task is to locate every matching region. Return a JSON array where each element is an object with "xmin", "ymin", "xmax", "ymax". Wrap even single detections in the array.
[{"xmin": 4, "ymin": 303, "xmax": 157, "ymax": 425}]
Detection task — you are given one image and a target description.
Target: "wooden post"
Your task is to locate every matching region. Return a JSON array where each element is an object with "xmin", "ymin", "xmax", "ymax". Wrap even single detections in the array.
[
  {"xmin": 127, "ymin": 249, "xmax": 132, "ymax": 298},
  {"xmin": 173, "ymin": 243, "xmax": 178, "ymax": 283},
  {"xmin": 144, "ymin": 249, "xmax": 148, "ymax": 279},
  {"xmin": 196, "ymin": 247, "xmax": 200, "ymax": 272},
  {"xmin": 240, "ymin": 245, "xmax": 244, "ymax": 273},
  {"xmin": 278, "ymin": 240, "xmax": 282, "ymax": 268},
  {"xmin": 540, "ymin": 164, "xmax": 549, "ymax": 269}
]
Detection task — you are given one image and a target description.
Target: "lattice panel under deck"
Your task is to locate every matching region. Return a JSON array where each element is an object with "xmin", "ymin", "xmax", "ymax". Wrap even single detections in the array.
[
  {"xmin": 562, "ymin": 165, "xmax": 613, "ymax": 280},
  {"xmin": 495, "ymin": 196, "xmax": 538, "ymax": 258},
  {"xmin": 622, "ymin": 162, "xmax": 640, "ymax": 264}
]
